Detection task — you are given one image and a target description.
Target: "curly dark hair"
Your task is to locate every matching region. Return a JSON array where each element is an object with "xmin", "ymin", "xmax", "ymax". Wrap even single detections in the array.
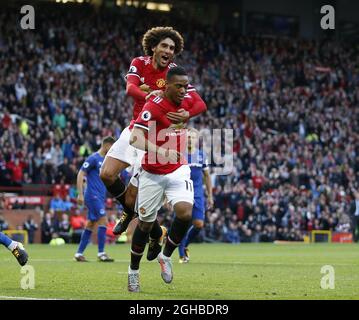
[{"xmin": 142, "ymin": 26, "xmax": 184, "ymax": 56}]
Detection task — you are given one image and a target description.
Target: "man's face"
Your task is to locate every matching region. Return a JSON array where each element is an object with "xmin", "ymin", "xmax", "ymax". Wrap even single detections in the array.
[
  {"xmin": 152, "ymin": 37, "xmax": 175, "ymax": 68},
  {"xmin": 166, "ymin": 75, "xmax": 189, "ymax": 105}
]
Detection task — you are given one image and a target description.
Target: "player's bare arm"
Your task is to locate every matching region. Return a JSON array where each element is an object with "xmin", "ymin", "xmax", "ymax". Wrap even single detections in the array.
[
  {"xmin": 130, "ymin": 127, "xmax": 180, "ymax": 163},
  {"xmin": 203, "ymin": 169, "xmax": 214, "ymax": 210},
  {"xmin": 76, "ymin": 169, "xmax": 86, "ymax": 206}
]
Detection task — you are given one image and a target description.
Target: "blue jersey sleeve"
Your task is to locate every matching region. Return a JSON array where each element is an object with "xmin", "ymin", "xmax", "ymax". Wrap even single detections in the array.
[{"xmin": 80, "ymin": 155, "xmax": 94, "ymax": 173}]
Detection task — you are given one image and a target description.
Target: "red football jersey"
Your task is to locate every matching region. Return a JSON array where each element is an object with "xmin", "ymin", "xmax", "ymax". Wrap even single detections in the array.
[
  {"xmin": 126, "ymin": 56, "xmax": 196, "ymax": 128},
  {"xmin": 134, "ymin": 95, "xmax": 197, "ymax": 175}
]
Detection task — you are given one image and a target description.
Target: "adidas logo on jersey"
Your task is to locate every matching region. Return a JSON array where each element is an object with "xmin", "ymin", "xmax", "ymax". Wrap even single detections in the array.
[{"xmin": 153, "ymin": 96, "xmax": 163, "ymax": 104}]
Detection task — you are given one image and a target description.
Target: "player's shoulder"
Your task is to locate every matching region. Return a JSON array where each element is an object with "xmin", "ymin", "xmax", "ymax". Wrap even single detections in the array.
[
  {"xmin": 88, "ymin": 152, "xmax": 101, "ymax": 161},
  {"xmin": 141, "ymin": 96, "xmax": 166, "ymax": 117},
  {"xmin": 131, "ymin": 56, "xmax": 152, "ymax": 66},
  {"xmin": 143, "ymin": 95, "xmax": 166, "ymax": 110}
]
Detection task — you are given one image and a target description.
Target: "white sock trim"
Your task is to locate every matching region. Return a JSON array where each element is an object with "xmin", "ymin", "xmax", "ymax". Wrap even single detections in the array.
[
  {"xmin": 167, "ymin": 236, "xmax": 179, "ymax": 247},
  {"xmin": 128, "ymin": 266, "xmax": 139, "ymax": 274},
  {"xmin": 130, "ymin": 249, "xmax": 144, "ymax": 256},
  {"xmin": 8, "ymin": 241, "xmax": 17, "ymax": 251}
]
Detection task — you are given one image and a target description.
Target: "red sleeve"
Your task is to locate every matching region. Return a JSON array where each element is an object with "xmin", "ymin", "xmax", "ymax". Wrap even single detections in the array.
[
  {"xmin": 125, "ymin": 57, "xmax": 147, "ymax": 100},
  {"xmin": 126, "ymin": 80, "xmax": 147, "ymax": 101},
  {"xmin": 134, "ymin": 100, "xmax": 162, "ymax": 131},
  {"xmin": 187, "ymin": 91, "xmax": 207, "ymax": 117}
]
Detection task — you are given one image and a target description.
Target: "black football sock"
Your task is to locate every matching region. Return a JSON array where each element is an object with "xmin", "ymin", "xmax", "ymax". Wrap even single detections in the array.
[
  {"xmin": 106, "ymin": 177, "xmax": 126, "ymax": 198},
  {"xmin": 117, "ymin": 193, "xmax": 137, "ymax": 218},
  {"xmin": 149, "ymin": 220, "xmax": 162, "ymax": 240},
  {"xmin": 107, "ymin": 178, "xmax": 137, "ymax": 217},
  {"xmin": 163, "ymin": 217, "xmax": 191, "ymax": 257},
  {"xmin": 130, "ymin": 226, "xmax": 149, "ymax": 270}
]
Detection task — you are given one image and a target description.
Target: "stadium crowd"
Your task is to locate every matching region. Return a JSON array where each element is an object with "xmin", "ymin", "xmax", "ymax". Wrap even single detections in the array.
[{"xmin": 0, "ymin": 3, "xmax": 358, "ymax": 243}]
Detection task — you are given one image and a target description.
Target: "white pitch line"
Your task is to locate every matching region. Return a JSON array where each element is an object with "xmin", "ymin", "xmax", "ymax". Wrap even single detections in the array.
[
  {"xmin": 0, "ymin": 295, "xmax": 64, "ymax": 300},
  {"xmin": 24, "ymin": 259, "xmax": 130, "ymax": 263},
  {"xmin": 2, "ymin": 259, "xmax": 356, "ymax": 267}
]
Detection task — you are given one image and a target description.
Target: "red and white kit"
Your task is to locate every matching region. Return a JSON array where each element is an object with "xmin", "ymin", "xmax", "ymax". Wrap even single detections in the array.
[
  {"xmin": 105, "ymin": 56, "xmax": 205, "ymax": 186},
  {"xmin": 133, "ymin": 95, "xmax": 200, "ymax": 222}
]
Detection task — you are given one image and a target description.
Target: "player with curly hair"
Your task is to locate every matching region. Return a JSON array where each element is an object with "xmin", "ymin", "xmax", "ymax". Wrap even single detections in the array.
[{"xmin": 100, "ymin": 27, "xmax": 207, "ymax": 260}]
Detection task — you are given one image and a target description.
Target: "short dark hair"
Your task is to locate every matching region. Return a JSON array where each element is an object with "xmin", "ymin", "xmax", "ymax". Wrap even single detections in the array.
[
  {"xmin": 102, "ymin": 136, "xmax": 116, "ymax": 146},
  {"xmin": 142, "ymin": 26, "xmax": 184, "ymax": 56},
  {"xmin": 166, "ymin": 66, "xmax": 187, "ymax": 81}
]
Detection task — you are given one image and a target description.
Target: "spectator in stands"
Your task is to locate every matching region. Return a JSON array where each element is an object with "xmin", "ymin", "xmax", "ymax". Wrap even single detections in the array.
[
  {"xmin": 0, "ymin": 214, "xmax": 9, "ymax": 231},
  {"xmin": 58, "ymin": 213, "xmax": 71, "ymax": 243},
  {"xmin": 70, "ymin": 209, "xmax": 86, "ymax": 243},
  {"xmin": 23, "ymin": 215, "xmax": 38, "ymax": 244},
  {"xmin": 226, "ymin": 221, "xmax": 240, "ymax": 243},
  {"xmin": 41, "ymin": 212, "xmax": 58, "ymax": 244},
  {"xmin": 0, "ymin": 194, "xmax": 5, "ymax": 209},
  {"xmin": 350, "ymin": 191, "xmax": 359, "ymax": 242},
  {"xmin": 49, "ymin": 194, "xmax": 66, "ymax": 212},
  {"xmin": 106, "ymin": 214, "xmax": 116, "ymax": 244},
  {"xmin": 63, "ymin": 195, "xmax": 74, "ymax": 212},
  {"xmin": 6, "ymin": 157, "xmax": 27, "ymax": 187}
]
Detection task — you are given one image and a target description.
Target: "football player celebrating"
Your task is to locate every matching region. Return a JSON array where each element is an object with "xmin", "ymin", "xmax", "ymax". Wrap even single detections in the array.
[
  {"xmin": 100, "ymin": 27, "xmax": 206, "ymax": 246},
  {"xmin": 127, "ymin": 66, "xmax": 202, "ymax": 292}
]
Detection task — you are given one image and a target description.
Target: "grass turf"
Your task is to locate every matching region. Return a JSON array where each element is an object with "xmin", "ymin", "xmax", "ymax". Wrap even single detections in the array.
[{"xmin": 0, "ymin": 243, "xmax": 358, "ymax": 300}]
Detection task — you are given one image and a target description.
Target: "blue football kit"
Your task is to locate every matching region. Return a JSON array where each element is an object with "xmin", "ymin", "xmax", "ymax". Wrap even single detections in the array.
[{"xmin": 80, "ymin": 152, "xmax": 107, "ymax": 221}]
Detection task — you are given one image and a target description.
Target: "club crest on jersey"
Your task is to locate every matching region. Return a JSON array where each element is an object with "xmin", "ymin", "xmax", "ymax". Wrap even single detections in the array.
[
  {"xmin": 139, "ymin": 207, "xmax": 146, "ymax": 214},
  {"xmin": 156, "ymin": 78, "xmax": 166, "ymax": 88},
  {"xmin": 141, "ymin": 111, "xmax": 151, "ymax": 121}
]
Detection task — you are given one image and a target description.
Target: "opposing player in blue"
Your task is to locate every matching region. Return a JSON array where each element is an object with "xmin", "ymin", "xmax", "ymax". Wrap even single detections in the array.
[
  {"xmin": 74, "ymin": 136, "xmax": 116, "ymax": 262},
  {"xmin": 178, "ymin": 128, "xmax": 214, "ymax": 263},
  {"xmin": 0, "ymin": 232, "xmax": 28, "ymax": 266}
]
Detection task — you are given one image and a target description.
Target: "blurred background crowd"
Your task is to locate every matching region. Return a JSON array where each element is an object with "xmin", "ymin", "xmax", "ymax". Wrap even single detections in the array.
[{"xmin": 0, "ymin": 3, "xmax": 358, "ymax": 243}]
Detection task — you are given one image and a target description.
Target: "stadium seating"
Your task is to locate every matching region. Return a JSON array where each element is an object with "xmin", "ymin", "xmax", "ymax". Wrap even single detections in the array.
[{"xmin": 0, "ymin": 3, "xmax": 358, "ymax": 243}]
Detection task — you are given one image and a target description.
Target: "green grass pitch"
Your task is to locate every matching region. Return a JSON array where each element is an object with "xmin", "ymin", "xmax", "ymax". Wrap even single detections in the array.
[{"xmin": 0, "ymin": 243, "xmax": 358, "ymax": 300}]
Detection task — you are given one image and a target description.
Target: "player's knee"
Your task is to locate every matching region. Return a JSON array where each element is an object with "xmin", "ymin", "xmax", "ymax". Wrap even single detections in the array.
[
  {"xmin": 97, "ymin": 217, "xmax": 107, "ymax": 226},
  {"xmin": 99, "ymin": 166, "xmax": 114, "ymax": 186},
  {"xmin": 193, "ymin": 220, "xmax": 204, "ymax": 229},
  {"xmin": 86, "ymin": 221, "xmax": 95, "ymax": 229},
  {"xmin": 175, "ymin": 203, "xmax": 192, "ymax": 221},
  {"xmin": 138, "ymin": 220, "xmax": 152, "ymax": 233},
  {"xmin": 183, "ymin": 211, "xmax": 192, "ymax": 221}
]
